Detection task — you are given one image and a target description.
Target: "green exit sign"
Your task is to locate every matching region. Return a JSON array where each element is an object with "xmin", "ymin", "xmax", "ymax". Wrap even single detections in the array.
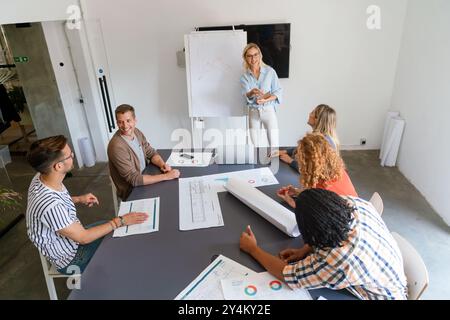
[{"xmin": 14, "ymin": 56, "xmax": 29, "ymax": 63}]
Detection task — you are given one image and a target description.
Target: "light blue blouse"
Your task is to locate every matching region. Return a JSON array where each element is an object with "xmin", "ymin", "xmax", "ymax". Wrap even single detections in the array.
[{"xmin": 240, "ymin": 65, "xmax": 283, "ymax": 109}]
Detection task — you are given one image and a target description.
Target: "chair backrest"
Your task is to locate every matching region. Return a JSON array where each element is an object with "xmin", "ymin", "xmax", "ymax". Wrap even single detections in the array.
[
  {"xmin": 369, "ymin": 192, "xmax": 384, "ymax": 215},
  {"xmin": 109, "ymin": 176, "xmax": 120, "ymax": 216},
  {"xmin": 391, "ymin": 232, "xmax": 429, "ymax": 300}
]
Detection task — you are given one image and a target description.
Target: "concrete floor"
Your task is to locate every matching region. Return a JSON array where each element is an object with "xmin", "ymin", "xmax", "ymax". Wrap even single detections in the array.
[{"xmin": 0, "ymin": 150, "xmax": 449, "ymax": 299}]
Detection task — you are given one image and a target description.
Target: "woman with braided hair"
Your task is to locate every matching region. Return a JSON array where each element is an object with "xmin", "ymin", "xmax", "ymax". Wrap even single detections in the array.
[{"xmin": 239, "ymin": 189, "xmax": 407, "ymax": 300}]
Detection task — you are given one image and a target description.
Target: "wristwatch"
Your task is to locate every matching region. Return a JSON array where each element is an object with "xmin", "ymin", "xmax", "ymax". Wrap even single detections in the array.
[{"xmin": 119, "ymin": 216, "xmax": 126, "ymax": 227}]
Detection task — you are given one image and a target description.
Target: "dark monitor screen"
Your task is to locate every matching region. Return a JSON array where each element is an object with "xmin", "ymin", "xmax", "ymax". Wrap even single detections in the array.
[{"xmin": 198, "ymin": 23, "xmax": 291, "ymax": 78}]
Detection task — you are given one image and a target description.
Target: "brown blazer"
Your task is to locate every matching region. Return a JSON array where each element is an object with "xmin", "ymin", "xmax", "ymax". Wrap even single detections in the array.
[{"xmin": 107, "ymin": 128, "xmax": 157, "ymax": 200}]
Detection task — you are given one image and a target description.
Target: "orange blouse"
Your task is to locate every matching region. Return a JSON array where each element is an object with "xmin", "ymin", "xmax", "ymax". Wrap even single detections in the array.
[{"xmin": 316, "ymin": 169, "xmax": 358, "ymax": 197}]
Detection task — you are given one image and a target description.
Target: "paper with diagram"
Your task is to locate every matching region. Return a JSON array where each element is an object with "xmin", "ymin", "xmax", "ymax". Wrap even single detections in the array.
[
  {"xmin": 113, "ymin": 197, "xmax": 160, "ymax": 237},
  {"xmin": 178, "ymin": 176, "xmax": 224, "ymax": 230},
  {"xmin": 221, "ymin": 271, "xmax": 312, "ymax": 300},
  {"xmin": 174, "ymin": 255, "xmax": 256, "ymax": 300},
  {"xmin": 179, "ymin": 168, "xmax": 279, "ymax": 231},
  {"xmin": 166, "ymin": 152, "xmax": 213, "ymax": 167},
  {"xmin": 224, "ymin": 177, "xmax": 300, "ymax": 237}
]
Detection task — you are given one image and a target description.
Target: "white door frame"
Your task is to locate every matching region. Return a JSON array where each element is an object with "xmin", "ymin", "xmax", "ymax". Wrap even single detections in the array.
[{"xmin": 42, "ymin": 19, "xmax": 115, "ymax": 165}]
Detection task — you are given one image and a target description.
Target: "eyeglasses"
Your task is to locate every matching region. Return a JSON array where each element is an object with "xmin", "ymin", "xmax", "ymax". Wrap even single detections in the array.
[
  {"xmin": 245, "ymin": 52, "xmax": 260, "ymax": 59},
  {"xmin": 57, "ymin": 152, "xmax": 74, "ymax": 163}
]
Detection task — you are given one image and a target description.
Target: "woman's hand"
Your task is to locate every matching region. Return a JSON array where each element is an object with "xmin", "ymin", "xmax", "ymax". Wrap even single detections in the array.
[
  {"xmin": 279, "ymin": 245, "xmax": 312, "ymax": 263},
  {"xmin": 256, "ymin": 98, "xmax": 268, "ymax": 105},
  {"xmin": 122, "ymin": 212, "xmax": 149, "ymax": 225},
  {"xmin": 278, "ymin": 185, "xmax": 299, "ymax": 197},
  {"xmin": 247, "ymin": 88, "xmax": 264, "ymax": 98},
  {"xmin": 279, "ymin": 248, "xmax": 308, "ymax": 263},
  {"xmin": 277, "ymin": 185, "xmax": 298, "ymax": 208},
  {"xmin": 240, "ymin": 225, "xmax": 258, "ymax": 255},
  {"xmin": 279, "ymin": 153, "xmax": 294, "ymax": 164}
]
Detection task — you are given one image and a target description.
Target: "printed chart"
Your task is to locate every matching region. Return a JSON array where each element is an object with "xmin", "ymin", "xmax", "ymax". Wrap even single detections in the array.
[
  {"xmin": 175, "ymin": 255, "xmax": 256, "ymax": 300},
  {"xmin": 221, "ymin": 272, "xmax": 312, "ymax": 300}
]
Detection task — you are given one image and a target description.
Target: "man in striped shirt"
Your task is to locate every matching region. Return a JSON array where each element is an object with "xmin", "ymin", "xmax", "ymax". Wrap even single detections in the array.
[
  {"xmin": 240, "ymin": 188, "xmax": 407, "ymax": 300},
  {"xmin": 26, "ymin": 135, "xmax": 148, "ymax": 274}
]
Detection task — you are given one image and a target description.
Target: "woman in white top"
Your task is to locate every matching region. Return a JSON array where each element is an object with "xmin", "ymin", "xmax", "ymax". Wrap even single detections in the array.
[{"xmin": 240, "ymin": 43, "xmax": 283, "ymax": 151}]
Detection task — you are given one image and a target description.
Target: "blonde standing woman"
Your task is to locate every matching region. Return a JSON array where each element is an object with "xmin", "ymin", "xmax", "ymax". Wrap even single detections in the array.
[
  {"xmin": 240, "ymin": 43, "xmax": 282, "ymax": 151},
  {"xmin": 279, "ymin": 104, "xmax": 339, "ymax": 171}
]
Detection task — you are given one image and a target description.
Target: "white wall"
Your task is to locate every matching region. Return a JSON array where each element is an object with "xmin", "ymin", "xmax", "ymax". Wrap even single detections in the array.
[
  {"xmin": 391, "ymin": 0, "xmax": 450, "ymax": 225},
  {"xmin": 0, "ymin": 0, "xmax": 77, "ymax": 25},
  {"xmin": 79, "ymin": 0, "xmax": 407, "ymax": 150}
]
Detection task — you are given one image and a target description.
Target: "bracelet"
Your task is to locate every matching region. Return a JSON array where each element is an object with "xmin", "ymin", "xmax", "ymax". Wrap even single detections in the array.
[
  {"xmin": 120, "ymin": 216, "xmax": 126, "ymax": 226},
  {"xmin": 114, "ymin": 217, "xmax": 122, "ymax": 227}
]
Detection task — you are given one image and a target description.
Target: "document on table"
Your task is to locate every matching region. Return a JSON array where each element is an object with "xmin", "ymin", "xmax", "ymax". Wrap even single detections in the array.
[
  {"xmin": 179, "ymin": 168, "xmax": 279, "ymax": 231},
  {"xmin": 166, "ymin": 152, "xmax": 213, "ymax": 167},
  {"xmin": 178, "ymin": 177, "xmax": 224, "ymax": 231},
  {"xmin": 174, "ymin": 255, "xmax": 256, "ymax": 300},
  {"xmin": 221, "ymin": 271, "xmax": 312, "ymax": 300},
  {"xmin": 113, "ymin": 197, "xmax": 160, "ymax": 237},
  {"xmin": 203, "ymin": 167, "xmax": 279, "ymax": 192}
]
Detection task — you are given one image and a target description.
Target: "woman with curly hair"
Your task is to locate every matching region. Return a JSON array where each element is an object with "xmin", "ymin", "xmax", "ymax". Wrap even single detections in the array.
[
  {"xmin": 277, "ymin": 133, "xmax": 357, "ymax": 208},
  {"xmin": 279, "ymin": 104, "xmax": 339, "ymax": 172}
]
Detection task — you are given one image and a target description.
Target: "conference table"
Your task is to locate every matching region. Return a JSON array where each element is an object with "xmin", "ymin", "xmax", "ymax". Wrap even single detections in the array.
[{"xmin": 69, "ymin": 150, "xmax": 356, "ymax": 300}]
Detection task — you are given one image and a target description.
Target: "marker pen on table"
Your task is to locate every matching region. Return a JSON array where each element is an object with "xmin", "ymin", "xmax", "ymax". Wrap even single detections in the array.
[{"xmin": 180, "ymin": 153, "xmax": 194, "ymax": 160}]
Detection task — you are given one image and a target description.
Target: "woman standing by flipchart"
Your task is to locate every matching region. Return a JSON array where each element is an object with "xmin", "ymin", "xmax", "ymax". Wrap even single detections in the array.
[{"xmin": 240, "ymin": 43, "xmax": 282, "ymax": 151}]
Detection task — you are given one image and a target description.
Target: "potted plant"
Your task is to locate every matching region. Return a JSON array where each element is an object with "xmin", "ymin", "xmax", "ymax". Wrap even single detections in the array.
[
  {"xmin": 0, "ymin": 186, "xmax": 23, "ymax": 238},
  {"xmin": 0, "ymin": 187, "xmax": 22, "ymax": 212}
]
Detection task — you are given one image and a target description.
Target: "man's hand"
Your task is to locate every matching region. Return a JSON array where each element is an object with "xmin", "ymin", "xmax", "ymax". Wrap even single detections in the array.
[
  {"xmin": 160, "ymin": 163, "xmax": 172, "ymax": 173},
  {"xmin": 76, "ymin": 193, "xmax": 99, "ymax": 207},
  {"xmin": 122, "ymin": 212, "xmax": 149, "ymax": 225},
  {"xmin": 240, "ymin": 225, "xmax": 258, "ymax": 255},
  {"xmin": 165, "ymin": 169, "xmax": 180, "ymax": 180}
]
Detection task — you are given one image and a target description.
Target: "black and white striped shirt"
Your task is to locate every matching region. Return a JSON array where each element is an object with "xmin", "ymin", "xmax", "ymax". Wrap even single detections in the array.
[{"xmin": 26, "ymin": 174, "xmax": 79, "ymax": 269}]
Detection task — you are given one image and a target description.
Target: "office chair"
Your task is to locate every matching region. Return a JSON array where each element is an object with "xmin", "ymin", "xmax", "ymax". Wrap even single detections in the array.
[{"xmin": 391, "ymin": 232, "xmax": 429, "ymax": 300}]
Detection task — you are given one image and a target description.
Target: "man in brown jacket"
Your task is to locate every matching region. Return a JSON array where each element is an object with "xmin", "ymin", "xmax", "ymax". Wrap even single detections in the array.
[{"xmin": 107, "ymin": 104, "xmax": 180, "ymax": 200}]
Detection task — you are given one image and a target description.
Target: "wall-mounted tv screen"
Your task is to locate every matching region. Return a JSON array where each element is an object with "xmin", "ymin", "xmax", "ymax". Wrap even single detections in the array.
[{"xmin": 198, "ymin": 23, "xmax": 291, "ymax": 78}]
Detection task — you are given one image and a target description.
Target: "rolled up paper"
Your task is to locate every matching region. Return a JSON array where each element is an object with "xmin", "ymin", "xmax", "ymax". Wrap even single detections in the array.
[{"xmin": 225, "ymin": 178, "xmax": 300, "ymax": 237}]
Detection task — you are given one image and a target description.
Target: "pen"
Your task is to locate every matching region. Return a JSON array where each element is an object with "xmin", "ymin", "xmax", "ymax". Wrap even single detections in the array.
[{"xmin": 180, "ymin": 153, "xmax": 194, "ymax": 160}]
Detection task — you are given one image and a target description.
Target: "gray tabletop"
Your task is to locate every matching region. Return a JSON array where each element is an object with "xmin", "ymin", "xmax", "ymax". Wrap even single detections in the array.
[{"xmin": 69, "ymin": 150, "xmax": 356, "ymax": 300}]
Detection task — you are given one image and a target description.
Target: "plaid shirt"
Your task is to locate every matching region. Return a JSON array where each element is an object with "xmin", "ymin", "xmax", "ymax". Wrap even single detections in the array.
[{"xmin": 283, "ymin": 196, "xmax": 408, "ymax": 300}]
